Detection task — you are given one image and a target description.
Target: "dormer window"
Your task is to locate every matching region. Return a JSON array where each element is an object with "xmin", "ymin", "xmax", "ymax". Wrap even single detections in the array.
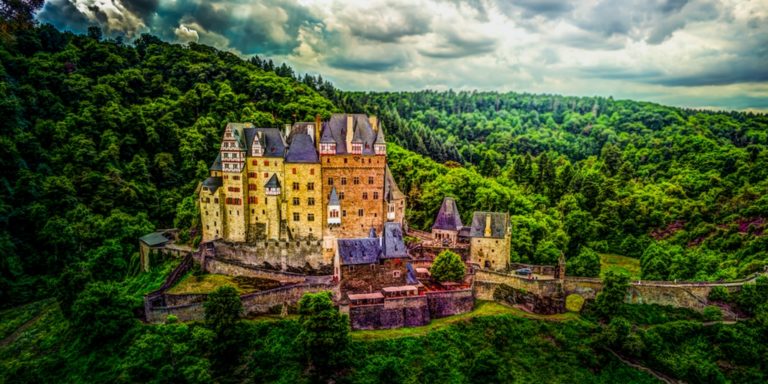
[{"xmin": 351, "ymin": 143, "xmax": 363, "ymax": 154}]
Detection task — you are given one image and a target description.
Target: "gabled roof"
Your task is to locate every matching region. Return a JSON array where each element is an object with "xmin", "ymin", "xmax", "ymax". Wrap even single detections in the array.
[
  {"xmin": 381, "ymin": 222, "xmax": 408, "ymax": 259},
  {"xmin": 209, "ymin": 153, "xmax": 222, "ymax": 171},
  {"xmin": 319, "ymin": 121, "xmax": 336, "ymax": 144},
  {"xmin": 320, "ymin": 114, "xmax": 378, "ymax": 155},
  {"xmin": 285, "ymin": 133, "xmax": 319, "ymax": 163},
  {"xmin": 242, "ymin": 127, "xmax": 286, "ymax": 157},
  {"xmin": 338, "ymin": 238, "xmax": 381, "ymax": 265},
  {"xmin": 432, "ymin": 197, "xmax": 463, "ymax": 231},
  {"xmin": 265, "ymin": 174, "xmax": 281, "ymax": 189},
  {"xmin": 329, "ymin": 186, "xmax": 340, "ymax": 206},
  {"xmin": 139, "ymin": 232, "xmax": 170, "ymax": 246},
  {"xmin": 469, "ymin": 211, "xmax": 509, "ymax": 238}
]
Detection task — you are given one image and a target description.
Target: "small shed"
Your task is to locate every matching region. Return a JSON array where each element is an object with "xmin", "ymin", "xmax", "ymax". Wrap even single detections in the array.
[{"xmin": 139, "ymin": 231, "xmax": 172, "ymax": 271}]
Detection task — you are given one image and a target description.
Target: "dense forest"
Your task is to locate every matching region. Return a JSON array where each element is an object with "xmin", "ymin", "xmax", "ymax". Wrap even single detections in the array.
[
  {"xmin": 337, "ymin": 92, "xmax": 768, "ymax": 281},
  {"xmin": 1, "ymin": 10, "xmax": 768, "ymax": 384}
]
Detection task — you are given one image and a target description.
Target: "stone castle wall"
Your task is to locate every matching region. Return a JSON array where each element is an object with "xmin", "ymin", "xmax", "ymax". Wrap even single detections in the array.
[
  {"xmin": 212, "ymin": 240, "xmax": 332, "ymax": 274},
  {"xmin": 348, "ymin": 289, "xmax": 474, "ymax": 330},
  {"xmin": 204, "ymin": 257, "xmax": 306, "ymax": 284},
  {"xmin": 145, "ymin": 282, "xmax": 338, "ymax": 323}
]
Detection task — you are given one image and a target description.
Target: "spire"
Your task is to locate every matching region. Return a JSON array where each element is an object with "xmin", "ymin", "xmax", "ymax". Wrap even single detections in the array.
[{"xmin": 329, "ymin": 186, "xmax": 340, "ymax": 206}]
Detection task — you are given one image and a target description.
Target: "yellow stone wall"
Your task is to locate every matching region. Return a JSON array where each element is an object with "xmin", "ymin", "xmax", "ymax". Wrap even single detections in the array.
[
  {"xmin": 222, "ymin": 172, "xmax": 247, "ymax": 242},
  {"xmin": 470, "ymin": 232, "xmax": 511, "ymax": 271},
  {"xmin": 285, "ymin": 162, "xmax": 323, "ymax": 240},
  {"xmin": 199, "ymin": 188, "xmax": 224, "ymax": 242},
  {"xmin": 321, "ymin": 154, "xmax": 387, "ymax": 238}
]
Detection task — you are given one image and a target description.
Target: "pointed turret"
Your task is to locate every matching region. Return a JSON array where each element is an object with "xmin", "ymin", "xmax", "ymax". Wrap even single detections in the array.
[
  {"xmin": 350, "ymin": 121, "xmax": 364, "ymax": 154},
  {"xmin": 265, "ymin": 174, "xmax": 281, "ymax": 196},
  {"xmin": 327, "ymin": 186, "xmax": 341, "ymax": 225},
  {"xmin": 374, "ymin": 129, "xmax": 386, "ymax": 155}
]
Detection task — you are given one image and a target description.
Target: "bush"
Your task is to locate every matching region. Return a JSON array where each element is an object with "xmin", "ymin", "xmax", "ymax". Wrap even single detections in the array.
[
  {"xmin": 708, "ymin": 286, "xmax": 729, "ymax": 302},
  {"xmin": 567, "ymin": 247, "xmax": 601, "ymax": 277},
  {"xmin": 702, "ymin": 306, "xmax": 723, "ymax": 321},
  {"xmin": 71, "ymin": 281, "xmax": 139, "ymax": 345},
  {"xmin": 566, "ymin": 294, "xmax": 585, "ymax": 312},
  {"xmin": 430, "ymin": 250, "xmax": 466, "ymax": 283}
]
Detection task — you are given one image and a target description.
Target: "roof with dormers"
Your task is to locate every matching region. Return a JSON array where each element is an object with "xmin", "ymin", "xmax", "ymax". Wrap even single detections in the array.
[{"xmin": 320, "ymin": 114, "xmax": 378, "ymax": 155}]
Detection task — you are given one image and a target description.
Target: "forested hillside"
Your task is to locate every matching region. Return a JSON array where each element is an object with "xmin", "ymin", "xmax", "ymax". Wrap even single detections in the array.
[
  {"xmin": 1, "ymin": 18, "xmax": 768, "ymax": 383},
  {"xmin": 339, "ymin": 92, "xmax": 768, "ymax": 280},
  {"xmin": 0, "ymin": 24, "xmax": 335, "ymax": 306}
]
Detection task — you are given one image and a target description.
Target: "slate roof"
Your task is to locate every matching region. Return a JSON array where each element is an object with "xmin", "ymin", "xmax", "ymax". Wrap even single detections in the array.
[
  {"xmin": 469, "ymin": 211, "xmax": 509, "ymax": 239},
  {"xmin": 241, "ymin": 127, "xmax": 286, "ymax": 157},
  {"xmin": 139, "ymin": 232, "xmax": 170, "ymax": 246},
  {"xmin": 406, "ymin": 263, "xmax": 419, "ymax": 284},
  {"xmin": 285, "ymin": 133, "xmax": 319, "ymax": 163},
  {"xmin": 338, "ymin": 238, "xmax": 381, "ymax": 265},
  {"xmin": 288, "ymin": 122, "xmax": 315, "ymax": 143},
  {"xmin": 458, "ymin": 226, "xmax": 471, "ymax": 238},
  {"xmin": 381, "ymin": 222, "xmax": 408, "ymax": 259},
  {"xmin": 384, "ymin": 165, "xmax": 404, "ymax": 203},
  {"xmin": 226, "ymin": 123, "xmax": 250, "ymax": 149},
  {"xmin": 432, "ymin": 197, "xmax": 463, "ymax": 231},
  {"xmin": 374, "ymin": 129, "xmax": 386, "ymax": 144},
  {"xmin": 202, "ymin": 176, "xmax": 223, "ymax": 193},
  {"xmin": 320, "ymin": 114, "xmax": 378, "ymax": 155},
  {"xmin": 209, "ymin": 153, "xmax": 222, "ymax": 171},
  {"xmin": 329, "ymin": 186, "xmax": 340, "ymax": 206},
  {"xmin": 265, "ymin": 174, "xmax": 281, "ymax": 188}
]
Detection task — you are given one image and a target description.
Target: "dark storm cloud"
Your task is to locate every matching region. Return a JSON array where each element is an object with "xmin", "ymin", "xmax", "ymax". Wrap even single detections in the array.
[
  {"xmin": 122, "ymin": 0, "xmax": 159, "ymax": 18},
  {"xmin": 327, "ymin": 53, "xmax": 409, "ymax": 72},
  {"xmin": 419, "ymin": 31, "xmax": 497, "ymax": 58},
  {"xmin": 338, "ymin": 2, "xmax": 432, "ymax": 43},
  {"xmin": 37, "ymin": 0, "xmax": 90, "ymax": 31},
  {"xmin": 574, "ymin": 0, "xmax": 722, "ymax": 44}
]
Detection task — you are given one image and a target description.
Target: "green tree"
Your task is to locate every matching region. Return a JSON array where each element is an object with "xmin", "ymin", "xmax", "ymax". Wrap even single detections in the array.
[
  {"xmin": 595, "ymin": 271, "xmax": 630, "ymax": 319},
  {"xmin": 204, "ymin": 285, "xmax": 242, "ymax": 335},
  {"xmin": 567, "ymin": 246, "xmax": 601, "ymax": 277},
  {"xmin": 70, "ymin": 281, "xmax": 138, "ymax": 345},
  {"xmin": 430, "ymin": 250, "xmax": 466, "ymax": 282},
  {"xmin": 297, "ymin": 291, "xmax": 349, "ymax": 378}
]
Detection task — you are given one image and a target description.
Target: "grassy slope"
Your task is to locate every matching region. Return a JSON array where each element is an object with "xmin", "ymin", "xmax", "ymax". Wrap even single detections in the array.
[{"xmin": 600, "ymin": 253, "xmax": 642, "ymax": 280}]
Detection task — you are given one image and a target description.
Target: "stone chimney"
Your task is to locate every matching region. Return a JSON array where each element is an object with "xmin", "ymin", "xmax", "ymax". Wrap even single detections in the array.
[
  {"xmin": 369, "ymin": 115, "xmax": 378, "ymax": 132},
  {"xmin": 315, "ymin": 114, "xmax": 322, "ymax": 151},
  {"xmin": 346, "ymin": 115, "xmax": 354, "ymax": 153},
  {"xmin": 484, "ymin": 213, "xmax": 492, "ymax": 237}
]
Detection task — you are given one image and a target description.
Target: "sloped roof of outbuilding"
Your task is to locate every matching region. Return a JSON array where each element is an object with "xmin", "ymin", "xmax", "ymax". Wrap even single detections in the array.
[
  {"xmin": 338, "ymin": 238, "xmax": 381, "ymax": 265},
  {"xmin": 381, "ymin": 222, "xmax": 408, "ymax": 259}
]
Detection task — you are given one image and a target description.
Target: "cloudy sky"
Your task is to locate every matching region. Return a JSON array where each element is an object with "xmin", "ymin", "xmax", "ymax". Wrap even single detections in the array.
[{"xmin": 37, "ymin": 0, "xmax": 768, "ymax": 112}]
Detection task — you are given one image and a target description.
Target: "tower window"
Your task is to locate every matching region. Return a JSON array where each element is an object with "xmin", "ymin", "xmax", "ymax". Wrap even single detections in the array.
[
  {"xmin": 368, "ymin": 176, "xmax": 374, "ymax": 184},
  {"xmin": 307, "ymin": 214, "xmax": 315, "ymax": 222},
  {"xmin": 341, "ymin": 177, "xmax": 347, "ymax": 185},
  {"xmin": 363, "ymin": 192, "xmax": 368, "ymax": 200},
  {"xmin": 307, "ymin": 182, "xmax": 315, "ymax": 191},
  {"xmin": 293, "ymin": 213, "xmax": 300, "ymax": 221},
  {"xmin": 308, "ymin": 197, "xmax": 315, "ymax": 206},
  {"xmin": 358, "ymin": 209, "xmax": 364, "ymax": 217},
  {"xmin": 292, "ymin": 168, "xmax": 296, "ymax": 174},
  {"xmin": 310, "ymin": 168, "xmax": 315, "ymax": 175},
  {"xmin": 373, "ymin": 192, "xmax": 379, "ymax": 200},
  {"xmin": 328, "ymin": 177, "xmax": 334, "ymax": 185},
  {"xmin": 353, "ymin": 177, "xmax": 360, "ymax": 185},
  {"xmin": 293, "ymin": 182, "xmax": 299, "ymax": 191},
  {"xmin": 339, "ymin": 192, "xmax": 345, "ymax": 200},
  {"xmin": 293, "ymin": 197, "xmax": 300, "ymax": 205}
]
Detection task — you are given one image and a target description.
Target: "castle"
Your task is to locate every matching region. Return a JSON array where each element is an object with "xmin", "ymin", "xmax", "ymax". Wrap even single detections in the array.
[{"xmin": 198, "ymin": 114, "xmax": 406, "ymax": 273}]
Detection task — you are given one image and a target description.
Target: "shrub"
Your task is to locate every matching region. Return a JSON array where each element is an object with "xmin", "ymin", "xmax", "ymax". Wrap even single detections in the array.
[
  {"xmin": 430, "ymin": 250, "xmax": 466, "ymax": 283},
  {"xmin": 702, "ymin": 306, "xmax": 723, "ymax": 321},
  {"xmin": 708, "ymin": 286, "xmax": 729, "ymax": 302}
]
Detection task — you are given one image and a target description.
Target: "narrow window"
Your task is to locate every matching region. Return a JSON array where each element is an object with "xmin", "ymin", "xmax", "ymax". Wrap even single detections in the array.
[
  {"xmin": 368, "ymin": 176, "xmax": 374, "ymax": 184},
  {"xmin": 293, "ymin": 197, "xmax": 300, "ymax": 206},
  {"xmin": 358, "ymin": 209, "xmax": 363, "ymax": 217},
  {"xmin": 293, "ymin": 213, "xmax": 300, "ymax": 221}
]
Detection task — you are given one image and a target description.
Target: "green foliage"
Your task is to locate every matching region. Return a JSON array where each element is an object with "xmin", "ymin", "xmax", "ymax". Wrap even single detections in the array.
[
  {"xmin": 297, "ymin": 291, "xmax": 349, "ymax": 377},
  {"xmin": 702, "ymin": 306, "xmax": 723, "ymax": 321},
  {"xmin": 567, "ymin": 246, "xmax": 601, "ymax": 277},
  {"xmin": 430, "ymin": 250, "xmax": 466, "ymax": 282},
  {"xmin": 708, "ymin": 286, "xmax": 730, "ymax": 302},
  {"xmin": 595, "ymin": 271, "xmax": 630, "ymax": 319},
  {"xmin": 204, "ymin": 285, "xmax": 242, "ymax": 334},
  {"xmin": 734, "ymin": 276, "xmax": 768, "ymax": 315},
  {"xmin": 70, "ymin": 281, "xmax": 138, "ymax": 345}
]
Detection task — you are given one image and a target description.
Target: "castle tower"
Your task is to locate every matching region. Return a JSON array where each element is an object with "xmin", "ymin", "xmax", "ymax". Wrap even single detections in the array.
[{"xmin": 265, "ymin": 174, "xmax": 282, "ymax": 240}]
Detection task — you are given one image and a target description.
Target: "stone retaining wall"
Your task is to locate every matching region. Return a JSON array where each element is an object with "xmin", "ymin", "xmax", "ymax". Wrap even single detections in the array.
[
  {"xmin": 426, "ymin": 289, "xmax": 474, "ymax": 318},
  {"xmin": 349, "ymin": 296, "xmax": 430, "ymax": 330},
  {"xmin": 204, "ymin": 257, "xmax": 306, "ymax": 284},
  {"xmin": 212, "ymin": 240, "xmax": 332, "ymax": 274}
]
